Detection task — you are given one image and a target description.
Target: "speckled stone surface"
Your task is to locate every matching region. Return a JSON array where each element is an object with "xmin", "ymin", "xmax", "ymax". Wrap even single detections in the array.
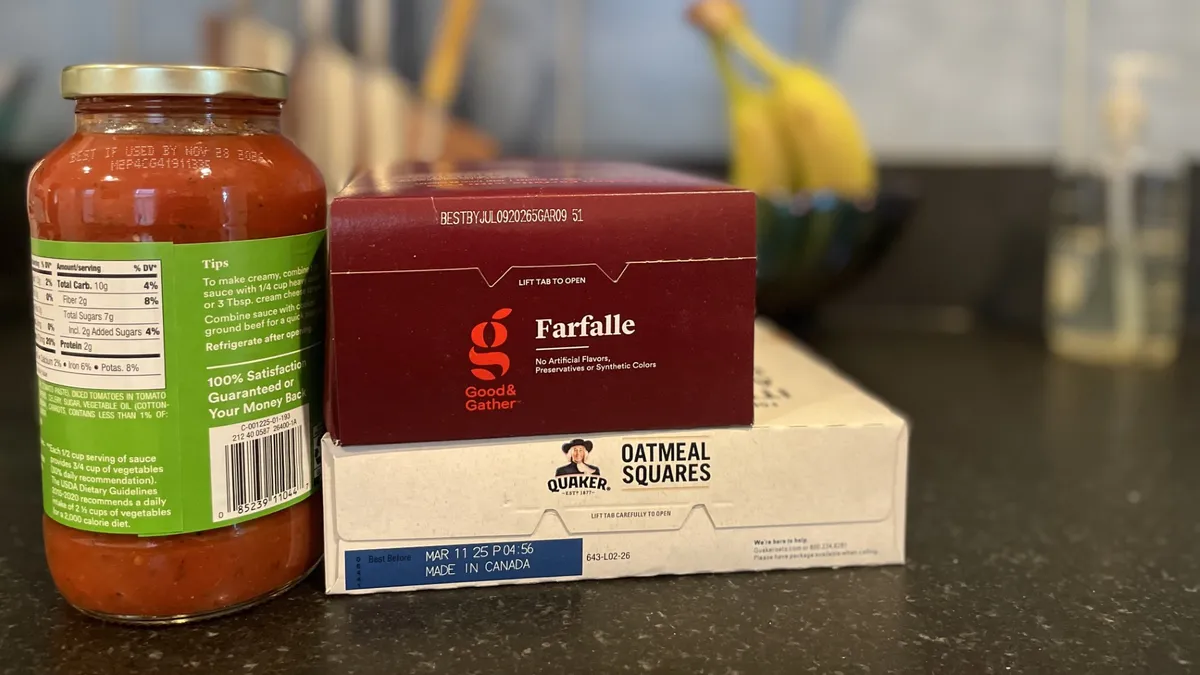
[{"xmin": 1, "ymin": 323, "xmax": 1197, "ymax": 674}]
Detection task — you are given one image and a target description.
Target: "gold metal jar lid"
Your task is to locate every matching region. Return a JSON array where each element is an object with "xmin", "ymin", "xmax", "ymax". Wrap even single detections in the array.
[{"xmin": 61, "ymin": 64, "xmax": 288, "ymax": 101}]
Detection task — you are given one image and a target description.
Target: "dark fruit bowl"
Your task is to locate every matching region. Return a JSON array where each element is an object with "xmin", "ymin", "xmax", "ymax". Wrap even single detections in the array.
[{"xmin": 755, "ymin": 190, "xmax": 916, "ymax": 316}]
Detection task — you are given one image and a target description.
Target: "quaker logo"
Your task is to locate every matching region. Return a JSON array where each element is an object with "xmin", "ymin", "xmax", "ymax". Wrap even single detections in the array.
[
  {"xmin": 547, "ymin": 438, "xmax": 610, "ymax": 493},
  {"xmin": 469, "ymin": 308, "xmax": 512, "ymax": 381}
]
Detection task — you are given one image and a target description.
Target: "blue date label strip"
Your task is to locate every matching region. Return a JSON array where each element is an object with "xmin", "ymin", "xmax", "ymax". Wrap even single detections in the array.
[{"xmin": 346, "ymin": 538, "xmax": 584, "ymax": 590}]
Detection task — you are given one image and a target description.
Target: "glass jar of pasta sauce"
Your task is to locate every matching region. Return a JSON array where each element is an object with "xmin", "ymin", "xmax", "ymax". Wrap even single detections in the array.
[{"xmin": 27, "ymin": 65, "xmax": 326, "ymax": 623}]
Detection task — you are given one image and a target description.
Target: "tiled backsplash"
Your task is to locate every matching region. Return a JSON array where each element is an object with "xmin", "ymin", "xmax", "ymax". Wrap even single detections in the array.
[
  {"xmin": 806, "ymin": 163, "xmax": 1200, "ymax": 334},
  {"xmin": 836, "ymin": 165, "xmax": 1057, "ymax": 330}
]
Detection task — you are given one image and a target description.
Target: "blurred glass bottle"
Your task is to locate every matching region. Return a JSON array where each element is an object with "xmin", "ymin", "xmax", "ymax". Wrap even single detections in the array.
[{"xmin": 1047, "ymin": 51, "xmax": 1188, "ymax": 366}]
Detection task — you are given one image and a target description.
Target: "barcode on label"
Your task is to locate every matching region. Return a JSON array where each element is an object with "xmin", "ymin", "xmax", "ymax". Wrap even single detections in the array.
[
  {"xmin": 225, "ymin": 426, "xmax": 303, "ymax": 512},
  {"xmin": 209, "ymin": 406, "xmax": 312, "ymax": 522}
]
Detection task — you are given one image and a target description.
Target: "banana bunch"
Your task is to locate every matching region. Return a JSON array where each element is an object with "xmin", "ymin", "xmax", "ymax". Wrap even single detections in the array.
[{"xmin": 688, "ymin": 0, "xmax": 876, "ymax": 200}]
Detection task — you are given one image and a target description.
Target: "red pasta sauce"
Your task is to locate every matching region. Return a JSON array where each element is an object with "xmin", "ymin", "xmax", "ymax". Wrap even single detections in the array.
[{"xmin": 28, "ymin": 83, "xmax": 325, "ymax": 622}]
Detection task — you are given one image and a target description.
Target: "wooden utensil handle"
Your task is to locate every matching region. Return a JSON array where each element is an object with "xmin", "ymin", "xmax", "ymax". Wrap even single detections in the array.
[{"xmin": 421, "ymin": 0, "xmax": 480, "ymax": 107}]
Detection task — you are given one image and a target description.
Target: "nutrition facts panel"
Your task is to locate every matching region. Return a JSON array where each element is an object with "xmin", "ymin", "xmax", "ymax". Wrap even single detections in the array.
[{"xmin": 32, "ymin": 255, "xmax": 166, "ymax": 391}]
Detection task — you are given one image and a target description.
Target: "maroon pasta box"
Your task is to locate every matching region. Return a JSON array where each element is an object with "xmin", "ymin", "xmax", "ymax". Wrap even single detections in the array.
[{"xmin": 326, "ymin": 161, "xmax": 756, "ymax": 446}]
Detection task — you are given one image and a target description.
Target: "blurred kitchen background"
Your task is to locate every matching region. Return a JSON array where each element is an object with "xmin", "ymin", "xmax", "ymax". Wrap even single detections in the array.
[{"xmin": 4, "ymin": 0, "xmax": 1200, "ymax": 347}]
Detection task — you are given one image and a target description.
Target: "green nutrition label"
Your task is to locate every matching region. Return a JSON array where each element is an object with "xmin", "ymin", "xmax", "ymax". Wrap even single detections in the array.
[{"xmin": 32, "ymin": 231, "xmax": 326, "ymax": 536}]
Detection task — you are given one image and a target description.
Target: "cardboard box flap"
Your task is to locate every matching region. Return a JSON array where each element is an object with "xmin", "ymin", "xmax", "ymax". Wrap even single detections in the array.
[{"xmin": 338, "ymin": 160, "xmax": 740, "ymax": 199}]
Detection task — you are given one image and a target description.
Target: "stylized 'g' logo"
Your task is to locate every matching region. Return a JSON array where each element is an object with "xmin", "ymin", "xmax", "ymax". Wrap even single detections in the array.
[{"xmin": 469, "ymin": 308, "xmax": 512, "ymax": 381}]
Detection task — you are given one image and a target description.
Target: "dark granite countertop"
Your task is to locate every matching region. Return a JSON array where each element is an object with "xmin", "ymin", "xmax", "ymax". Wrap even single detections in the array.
[{"xmin": 1, "ymin": 320, "xmax": 1197, "ymax": 674}]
